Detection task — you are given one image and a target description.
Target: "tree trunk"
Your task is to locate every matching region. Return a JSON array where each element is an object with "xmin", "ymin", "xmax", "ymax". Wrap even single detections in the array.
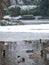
[
  {"xmin": 0, "ymin": 1, "xmax": 4, "ymax": 19},
  {"xmin": 6, "ymin": 0, "xmax": 11, "ymax": 7}
]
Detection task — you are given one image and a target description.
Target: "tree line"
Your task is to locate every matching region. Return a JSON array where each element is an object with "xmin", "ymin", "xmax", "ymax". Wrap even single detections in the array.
[{"xmin": 0, "ymin": 0, "xmax": 49, "ymax": 19}]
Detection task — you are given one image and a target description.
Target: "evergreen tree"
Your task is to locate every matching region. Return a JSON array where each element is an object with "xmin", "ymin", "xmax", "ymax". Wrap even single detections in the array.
[{"xmin": 39, "ymin": 0, "xmax": 49, "ymax": 16}]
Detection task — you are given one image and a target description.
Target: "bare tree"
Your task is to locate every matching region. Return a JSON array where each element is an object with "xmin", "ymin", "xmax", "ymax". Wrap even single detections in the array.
[
  {"xmin": 4, "ymin": 0, "xmax": 11, "ymax": 7},
  {"xmin": 0, "ymin": 0, "xmax": 11, "ymax": 19},
  {"xmin": 0, "ymin": 0, "xmax": 4, "ymax": 19}
]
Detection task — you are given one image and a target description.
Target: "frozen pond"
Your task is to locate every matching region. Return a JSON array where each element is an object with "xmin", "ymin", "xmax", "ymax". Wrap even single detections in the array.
[
  {"xmin": 20, "ymin": 20, "xmax": 49, "ymax": 24},
  {"xmin": 5, "ymin": 40, "xmax": 44, "ymax": 65},
  {"xmin": 0, "ymin": 25, "xmax": 49, "ymax": 65},
  {"xmin": 0, "ymin": 32, "xmax": 49, "ymax": 41}
]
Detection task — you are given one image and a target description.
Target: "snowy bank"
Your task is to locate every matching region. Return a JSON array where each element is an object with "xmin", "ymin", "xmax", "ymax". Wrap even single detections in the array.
[
  {"xmin": 3, "ymin": 15, "xmax": 22, "ymax": 20},
  {"xmin": 0, "ymin": 24, "xmax": 49, "ymax": 32}
]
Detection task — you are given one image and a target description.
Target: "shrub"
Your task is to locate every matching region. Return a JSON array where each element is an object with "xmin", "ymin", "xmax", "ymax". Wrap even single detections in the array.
[
  {"xmin": 8, "ymin": 6, "xmax": 20, "ymax": 17},
  {"xmin": 20, "ymin": 9, "xmax": 30, "ymax": 15},
  {"xmin": 20, "ymin": 8, "xmax": 38, "ymax": 15},
  {"xmin": 47, "ymin": 9, "xmax": 49, "ymax": 16},
  {"xmin": 4, "ymin": 9, "xmax": 9, "ymax": 15}
]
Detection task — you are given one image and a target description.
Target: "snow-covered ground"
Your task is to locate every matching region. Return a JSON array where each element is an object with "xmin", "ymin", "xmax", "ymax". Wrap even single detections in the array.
[
  {"xmin": 3, "ymin": 15, "xmax": 49, "ymax": 25},
  {"xmin": 0, "ymin": 24, "xmax": 49, "ymax": 32},
  {"xmin": 0, "ymin": 24, "xmax": 49, "ymax": 41},
  {"xmin": 3, "ymin": 15, "xmax": 22, "ymax": 20},
  {"xmin": 20, "ymin": 19, "xmax": 49, "ymax": 24}
]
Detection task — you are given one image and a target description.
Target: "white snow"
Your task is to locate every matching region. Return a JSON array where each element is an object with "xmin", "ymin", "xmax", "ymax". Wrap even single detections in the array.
[
  {"xmin": 3, "ymin": 15, "xmax": 11, "ymax": 19},
  {"xmin": 8, "ymin": 5, "xmax": 37, "ymax": 10},
  {"xmin": 20, "ymin": 5, "xmax": 37, "ymax": 10},
  {"xmin": 3, "ymin": 15, "xmax": 22, "ymax": 20},
  {"xmin": 20, "ymin": 20, "xmax": 49, "ymax": 24},
  {"xmin": 4, "ymin": 43, "xmax": 8, "ymax": 45},
  {"xmin": 0, "ymin": 32, "xmax": 49, "ymax": 41},
  {"xmin": 0, "ymin": 24, "xmax": 49, "ymax": 32},
  {"xmin": 0, "ymin": 24, "xmax": 49, "ymax": 41},
  {"xmin": 8, "ymin": 5, "xmax": 19, "ymax": 9}
]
